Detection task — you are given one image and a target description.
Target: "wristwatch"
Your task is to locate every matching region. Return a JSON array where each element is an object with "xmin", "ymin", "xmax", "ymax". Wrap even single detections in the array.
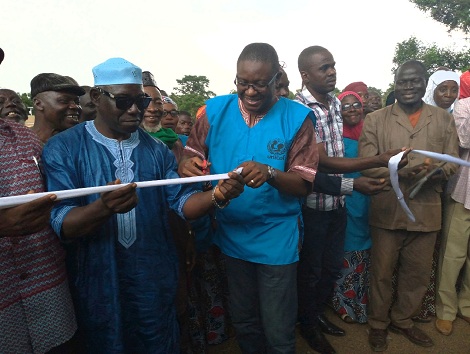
[{"xmin": 266, "ymin": 165, "xmax": 277, "ymax": 181}]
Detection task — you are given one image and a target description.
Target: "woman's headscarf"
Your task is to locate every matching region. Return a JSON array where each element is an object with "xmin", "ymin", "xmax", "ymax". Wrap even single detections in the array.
[
  {"xmin": 342, "ymin": 82, "xmax": 368, "ymax": 94},
  {"xmin": 423, "ymin": 70, "xmax": 460, "ymax": 112},
  {"xmin": 338, "ymin": 91, "xmax": 364, "ymax": 141},
  {"xmin": 162, "ymin": 96, "xmax": 178, "ymax": 109},
  {"xmin": 459, "ymin": 70, "xmax": 470, "ymax": 99}
]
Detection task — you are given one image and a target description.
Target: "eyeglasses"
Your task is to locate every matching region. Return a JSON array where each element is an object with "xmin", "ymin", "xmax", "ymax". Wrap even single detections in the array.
[
  {"xmin": 98, "ymin": 88, "xmax": 151, "ymax": 111},
  {"xmin": 162, "ymin": 110, "xmax": 179, "ymax": 117},
  {"xmin": 234, "ymin": 72, "xmax": 278, "ymax": 92},
  {"xmin": 341, "ymin": 102, "xmax": 362, "ymax": 111}
]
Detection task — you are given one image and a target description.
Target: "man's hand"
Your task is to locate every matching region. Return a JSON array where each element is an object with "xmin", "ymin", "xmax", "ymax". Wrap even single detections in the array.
[
  {"xmin": 213, "ymin": 171, "xmax": 245, "ymax": 202},
  {"xmin": 378, "ymin": 147, "xmax": 411, "ymax": 169},
  {"xmin": 100, "ymin": 180, "xmax": 138, "ymax": 214},
  {"xmin": 353, "ymin": 177, "xmax": 387, "ymax": 195},
  {"xmin": 0, "ymin": 193, "xmax": 57, "ymax": 237},
  {"xmin": 238, "ymin": 161, "xmax": 270, "ymax": 188},
  {"xmin": 178, "ymin": 156, "xmax": 208, "ymax": 177},
  {"xmin": 397, "ymin": 158, "xmax": 436, "ymax": 180}
]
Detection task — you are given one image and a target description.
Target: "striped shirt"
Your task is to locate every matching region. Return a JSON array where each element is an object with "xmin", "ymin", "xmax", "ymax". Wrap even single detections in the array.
[
  {"xmin": 295, "ymin": 89, "xmax": 344, "ymax": 211},
  {"xmin": 448, "ymin": 97, "xmax": 470, "ymax": 208}
]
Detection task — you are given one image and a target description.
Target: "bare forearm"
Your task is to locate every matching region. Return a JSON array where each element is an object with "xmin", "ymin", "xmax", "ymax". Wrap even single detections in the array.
[
  {"xmin": 183, "ymin": 191, "xmax": 214, "ymax": 219},
  {"xmin": 319, "ymin": 154, "xmax": 383, "ymax": 173},
  {"xmin": 269, "ymin": 170, "xmax": 311, "ymax": 197}
]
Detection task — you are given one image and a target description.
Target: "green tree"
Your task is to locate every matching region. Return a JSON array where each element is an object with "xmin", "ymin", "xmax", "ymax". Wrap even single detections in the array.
[
  {"xmin": 171, "ymin": 75, "xmax": 216, "ymax": 116},
  {"xmin": 391, "ymin": 36, "xmax": 470, "ymax": 76},
  {"xmin": 410, "ymin": 0, "xmax": 470, "ymax": 33},
  {"xmin": 368, "ymin": 86, "xmax": 384, "ymax": 97},
  {"xmin": 19, "ymin": 92, "xmax": 33, "ymax": 109}
]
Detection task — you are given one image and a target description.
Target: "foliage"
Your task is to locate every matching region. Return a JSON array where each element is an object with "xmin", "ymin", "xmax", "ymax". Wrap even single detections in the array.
[
  {"xmin": 391, "ymin": 36, "xmax": 470, "ymax": 77},
  {"xmin": 170, "ymin": 93, "xmax": 207, "ymax": 118},
  {"xmin": 367, "ymin": 86, "xmax": 383, "ymax": 97},
  {"xmin": 171, "ymin": 75, "xmax": 216, "ymax": 117},
  {"xmin": 410, "ymin": 0, "xmax": 470, "ymax": 34},
  {"xmin": 19, "ymin": 92, "xmax": 33, "ymax": 109}
]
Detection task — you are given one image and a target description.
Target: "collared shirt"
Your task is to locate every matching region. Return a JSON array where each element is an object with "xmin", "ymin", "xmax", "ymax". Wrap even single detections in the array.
[
  {"xmin": 448, "ymin": 97, "xmax": 470, "ymax": 208},
  {"xmin": 0, "ymin": 118, "xmax": 76, "ymax": 353},
  {"xmin": 238, "ymin": 96, "xmax": 279, "ymax": 127},
  {"xmin": 295, "ymin": 89, "xmax": 344, "ymax": 211}
]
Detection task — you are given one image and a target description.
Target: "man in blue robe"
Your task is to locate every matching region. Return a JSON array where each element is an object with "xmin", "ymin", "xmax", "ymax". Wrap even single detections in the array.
[{"xmin": 42, "ymin": 57, "xmax": 244, "ymax": 353}]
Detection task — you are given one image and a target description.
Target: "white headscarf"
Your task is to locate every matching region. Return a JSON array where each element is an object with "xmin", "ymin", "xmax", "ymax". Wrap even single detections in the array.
[{"xmin": 423, "ymin": 70, "xmax": 460, "ymax": 112}]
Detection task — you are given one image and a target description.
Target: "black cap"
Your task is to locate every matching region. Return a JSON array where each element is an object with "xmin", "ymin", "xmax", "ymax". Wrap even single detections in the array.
[
  {"xmin": 30, "ymin": 73, "xmax": 86, "ymax": 98},
  {"xmin": 142, "ymin": 71, "xmax": 159, "ymax": 88}
]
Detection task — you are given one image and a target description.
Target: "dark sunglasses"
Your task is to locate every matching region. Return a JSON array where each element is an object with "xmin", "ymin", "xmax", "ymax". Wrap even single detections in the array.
[
  {"xmin": 98, "ymin": 88, "xmax": 151, "ymax": 111},
  {"xmin": 162, "ymin": 110, "xmax": 179, "ymax": 117},
  {"xmin": 341, "ymin": 102, "xmax": 362, "ymax": 111}
]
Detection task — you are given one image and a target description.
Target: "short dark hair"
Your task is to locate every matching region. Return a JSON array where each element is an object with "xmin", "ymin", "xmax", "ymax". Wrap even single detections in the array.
[
  {"xmin": 179, "ymin": 110, "xmax": 191, "ymax": 117},
  {"xmin": 394, "ymin": 60, "xmax": 428, "ymax": 83},
  {"xmin": 237, "ymin": 43, "xmax": 279, "ymax": 76},
  {"xmin": 298, "ymin": 46, "xmax": 329, "ymax": 72}
]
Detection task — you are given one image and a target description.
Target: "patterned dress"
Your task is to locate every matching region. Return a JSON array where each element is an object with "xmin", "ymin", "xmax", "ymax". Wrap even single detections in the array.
[
  {"xmin": 0, "ymin": 119, "xmax": 76, "ymax": 353},
  {"xmin": 331, "ymin": 132, "xmax": 371, "ymax": 324}
]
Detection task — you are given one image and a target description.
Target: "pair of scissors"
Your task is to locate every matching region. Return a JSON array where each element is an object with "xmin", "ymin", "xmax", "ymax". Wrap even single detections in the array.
[{"xmin": 408, "ymin": 161, "xmax": 446, "ymax": 199}]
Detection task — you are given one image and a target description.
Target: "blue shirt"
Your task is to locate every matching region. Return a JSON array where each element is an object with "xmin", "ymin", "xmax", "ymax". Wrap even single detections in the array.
[
  {"xmin": 43, "ymin": 121, "xmax": 199, "ymax": 353},
  {"xmin": 204, "ymin": 95, "xmax": 311, "ymax": 265}
]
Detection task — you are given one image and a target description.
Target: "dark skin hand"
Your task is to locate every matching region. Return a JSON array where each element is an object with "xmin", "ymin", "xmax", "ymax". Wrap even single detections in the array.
[
  {"xmin": 238, "ymin": 161, "xmax": 311, "ymax": 197},
  {"xmin": 318, "ymin": 145, "xmax": 411, "ymax": 173},
  {"xmin": 182, "ymin": 171, "xmax": 245, "ymax": 219},
  {"xmin": 178, "ymin": 156, "xmax": 210, "ymax": 178},
  {"xmin": 353, "ymin": 176, "xmax": 387, "ymax": 195},
  {"xmin": 178, "ymin": 157, "xmax": 310, "ymax": 198},
  {"xmin": 0, "ymin": 193, "xmax": 57, "ymax": 237},
  {"xmin": 398, "ymin": 158, "xmax": 443, "ymax": 181},
  {"xmin": 61, "ymin": 179, "xmax": 138, "ymax": 239}
]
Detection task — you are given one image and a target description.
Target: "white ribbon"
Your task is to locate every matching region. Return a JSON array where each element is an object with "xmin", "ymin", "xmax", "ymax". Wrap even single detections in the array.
[
  {"xmin": 389, "ymin": 150, "xmax": 469, "ymax": 222},
  {"xmin": 0, "ymin": 168, "xmax": 243, "ymax": 210},
  {"xmin": 389, "ymin": 151, "xmax": 416, "ymax": 222},
  {"xmin": 412, "ymin": 150, "xmax": 470, "ymax": 168}
]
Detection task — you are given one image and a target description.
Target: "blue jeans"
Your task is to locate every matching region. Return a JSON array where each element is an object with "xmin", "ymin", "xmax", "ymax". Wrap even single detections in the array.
[
  {"xmin": 297, "ymin": 206, "xmax": 347, "ymax": 326},
  {"xmin": 223, "ymin": 255, "xmax": 297, "ymax": 354}
]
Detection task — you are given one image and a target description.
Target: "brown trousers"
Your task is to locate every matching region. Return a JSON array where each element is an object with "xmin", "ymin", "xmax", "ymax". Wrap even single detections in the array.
[{"xmin": 368, "ymin": 227, "xmax": 437, "ymax": 329}]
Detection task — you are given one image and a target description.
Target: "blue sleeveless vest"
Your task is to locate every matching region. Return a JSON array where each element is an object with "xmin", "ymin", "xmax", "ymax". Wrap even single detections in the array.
[{"xmin": 206, "ymin": 95, "xmax": 311, "ymax": 265}]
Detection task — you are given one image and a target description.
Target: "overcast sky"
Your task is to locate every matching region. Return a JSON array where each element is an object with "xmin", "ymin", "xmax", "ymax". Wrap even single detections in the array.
[{"xmin": 1, "ymin": 0, "xmax": 468, "ymax": 96}]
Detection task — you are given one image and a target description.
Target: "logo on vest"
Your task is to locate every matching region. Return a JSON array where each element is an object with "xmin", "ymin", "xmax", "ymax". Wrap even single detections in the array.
[{"xmin": 267, "ymin": 138, "xmax": 286, "ymax": 160}]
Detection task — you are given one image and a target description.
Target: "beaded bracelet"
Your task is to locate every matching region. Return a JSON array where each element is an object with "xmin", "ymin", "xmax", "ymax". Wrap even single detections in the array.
[{"xmin": 211, "ymin": 186, "xmax": 230, "ymax": 209}]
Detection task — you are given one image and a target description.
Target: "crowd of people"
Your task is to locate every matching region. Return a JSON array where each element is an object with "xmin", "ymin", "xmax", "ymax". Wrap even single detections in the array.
[{"xmin": 0, "ymin": 42, "xmax": 469, "ymax": 354}]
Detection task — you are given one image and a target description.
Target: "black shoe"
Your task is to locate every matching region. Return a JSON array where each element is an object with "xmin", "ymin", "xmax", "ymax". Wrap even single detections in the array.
[
  {"xmin": 368, "ymin": 328, "xmax": 388, "ymax": 352},
  {"xmin": 299, "ymin": 325, "xmax": 336, "ymax": 354},
  {"xmin": 389, "ymin": 324, "xmax": 434, "ymax": 347},
  {"xmin": 317, "ymin": 314, "xmax": 346, "ymax": 336}
]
